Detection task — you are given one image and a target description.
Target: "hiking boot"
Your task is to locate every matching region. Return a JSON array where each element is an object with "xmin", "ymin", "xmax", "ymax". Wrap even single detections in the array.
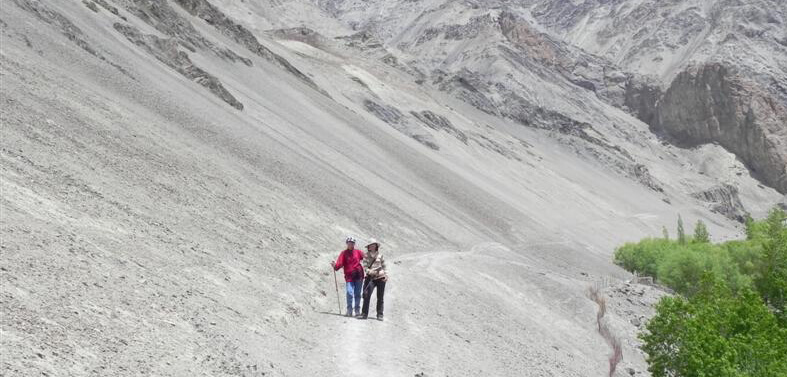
[
  {"xmin": 376, "ymin": 314, "xmax": 383, "ymax": 321},
  {"xmin": 357, "ymin": 315, "xmax": 368, "ymax": 320},
  {"xmin": 345, "ymin": 311, "xmax": 353, "ymax": 317},
  {"xmin": 354, "ymin": 312, "xmax": 364, "ymax": 318}
]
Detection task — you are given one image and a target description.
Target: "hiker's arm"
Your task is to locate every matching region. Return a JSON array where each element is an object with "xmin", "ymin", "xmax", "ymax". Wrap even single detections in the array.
[
  {"xmin": 333, "ymin": 254, "xmax": 343, "ymax": 270},
  {"xmin": 380, "ymin": 255, "xmax": 388, "ymax": 280}
]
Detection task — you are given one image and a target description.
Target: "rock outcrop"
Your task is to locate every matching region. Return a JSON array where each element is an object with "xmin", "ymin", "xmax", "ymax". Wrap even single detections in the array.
[
  {"xmin": 529, "ymin": 0, "xmax": 787, "ymax": 194},
  {"xmin": 626, "ymin": 64, "xmax": 787, "ymax": 193},
  {"xmin": 411, "ymin": 110, "xmax": 468, "ymax": 144},
  {"xmin": 119, "ymin": 0, "xmax": 252, "ymax": 66},
  {"xmin": 172, "ymin": 0, "xmax": 323, "ymax": 92},
  {"xmin": 363, "ymin": 100, "xmax": 441, "ymax": 150},
  {"xmin": 13, "ymin": 0, "xmax": 131, "ymax": 77},
  {"xmin": 658, "ymin": 65, "xmax": 786, "ymax": 193},
  {"xmin": 114, "ymin": 23, "xmax": 244, "ymax": 110},
  {"xmin": 691, "ymin": 184, "xmax": 749, "ymax": 222}
]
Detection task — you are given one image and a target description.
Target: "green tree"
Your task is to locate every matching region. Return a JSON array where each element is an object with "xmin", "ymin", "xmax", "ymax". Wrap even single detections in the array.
[
  {"xmin": 615, "ymin": 207, "xmax": 787, "ymax": 377},
  {"xmin": 613, "ymin": 206, "xmax": 786, "ymax": 308},
  {"xmin": 746, "ymin": 214, "xmax": 756, "ymax": 240},
  {"xmin": 662, "ymin": 226, "xmax": 669, "ymax": 240},
  {"xmin": 641, "ymin": 274, "xmax": 787, "ymax": 377},
  {"xmin": 614, "ymin": 238, "xmax": 672, "ymax": 278},
  {"xmin": 755, "ymin": 208, "xmax": 787, "ymax": 325},
  {"xmin": 693, "ymin": 219, "xmax": 710, "ymax": 243},
  {"xmin": 677, "ymin": 215, "xmax": 686, "ymax": 245}
]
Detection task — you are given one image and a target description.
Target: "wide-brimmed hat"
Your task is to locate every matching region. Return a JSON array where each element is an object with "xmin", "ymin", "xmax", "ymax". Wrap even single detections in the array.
[{"xmin": 366, "ymin": 238, "xmax": 380, "ymax": 248}]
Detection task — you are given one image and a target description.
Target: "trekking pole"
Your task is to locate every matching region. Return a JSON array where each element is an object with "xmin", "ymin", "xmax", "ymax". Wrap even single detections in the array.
[{"xmin": 333, "ymin": 268, "xmax": 342, "ymax": 315}]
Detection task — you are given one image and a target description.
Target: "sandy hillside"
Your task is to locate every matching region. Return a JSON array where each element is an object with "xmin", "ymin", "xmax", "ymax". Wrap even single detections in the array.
[{"xmin": 1, "ymin": 0, "xmax": 784, "ymax": 376}]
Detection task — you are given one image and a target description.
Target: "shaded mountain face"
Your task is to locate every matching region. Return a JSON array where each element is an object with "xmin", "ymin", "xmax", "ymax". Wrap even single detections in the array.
[
  {"xmin": 529, "ymin": 0, "xmax": 787, "ymax": 192},
  {"xmin": 1, "ymin": 0, "xmax": 784, "ymax": 376}
]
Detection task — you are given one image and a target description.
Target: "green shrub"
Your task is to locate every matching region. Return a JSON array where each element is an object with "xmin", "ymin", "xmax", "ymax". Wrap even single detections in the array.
[
  {"xmin": 613, "ymin": 208, "xmax": 786, "ymax": 301},
  {"xmin": 755, "ymin": 208, "xmax": 787, "ymax": 325},
  {"xmin": 642, "ymin": 275, "xmax": 787, "ymax": 377},
  {"xmin": 677, "ymin": 215, "xmax": 686, "ymax": 245},
  {"xmin": 617, "ymin": 208, "xmax": 787, "ymax": 376},
  {"xmin": 693, "ymin": 219, "xmax": 710, "ymax": 243},
  {"xmin": 613, "ymin": 238, "xmax": 672, "ymax": 278}
]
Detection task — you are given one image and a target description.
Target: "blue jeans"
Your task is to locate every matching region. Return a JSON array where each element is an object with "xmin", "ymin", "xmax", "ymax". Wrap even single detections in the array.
[{"xmin": 346, "ymin": 280, "xmax": 362, "ymax": 314}]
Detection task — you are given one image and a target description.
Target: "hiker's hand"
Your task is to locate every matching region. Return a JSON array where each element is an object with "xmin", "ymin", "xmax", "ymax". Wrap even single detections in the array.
[
  {"xmin": 330, "ymin": 261, "xmax": 335, "ymax": 268},
  {"xmin": 381, "ymin": 275, "xmax": 388, "ymax": 282}
]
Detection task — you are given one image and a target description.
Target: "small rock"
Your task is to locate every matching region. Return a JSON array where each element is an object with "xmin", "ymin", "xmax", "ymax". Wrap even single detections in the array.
[{"xmin": 83, "ymin": 0, "xmax": 99, "ymax": 12}]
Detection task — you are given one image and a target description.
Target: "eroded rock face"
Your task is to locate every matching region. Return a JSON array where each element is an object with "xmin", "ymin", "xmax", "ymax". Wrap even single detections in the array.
[
  {"xmin": 691, "ymin": 184, "xmax": 749, "ymax": 222},
  {"xmin": 363, "ymin": 99, "xmax": 403, "ymax": 124},
  {"xmin": 114, "ymin": 23, "xmax": 244, "ymax": 110},
  {"xmin": 659, "ymin": 65, "xmax": 786, "ymax": 194},
  {"xmin": 529, "ymin": 0, "xmax": 787, "ymax": 194},
  {"xmin": 12, "ymin": 0, "xmax": 131, "ymax": 77},
  {"xmin": 411, "ymin": 110, "xmax": 468, "ymax": 144},
  {"xmin": 173, "ymin": 0, "xmax": 313, "ymax": 85},
  {"xmin": 498, "ymin": 11, "xmax": 559, "ymax": 64},
  {"xmin": 118, "ymin": 0, "xmax": 248, "ymax": 65},
  {"xmin": 268, "ymin": 27, "xmax": 326, "ymax": 47},
  {"xmin": 626, "ymin": 64, "xmax": 787, "ymax": 193},
  {"xmin": 363, "ymin": 100, "xmax": 440, "ymax": 150},
  {"xmin": 116, "ymin": 0, "xmax": 329, "ymax": 93}
]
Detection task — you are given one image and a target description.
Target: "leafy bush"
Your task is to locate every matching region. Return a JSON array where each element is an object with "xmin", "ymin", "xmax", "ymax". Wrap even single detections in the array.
[
  {"xmin": 616, "ymin": 208, "xmax": 787, "ymax": 376},
  {"xmin": 613, "ymin": 238, "xmax": 748, "ymax": 295},
  {"xmin": 614, "ymin": 238, "xmax": 672, "ymax": 278},
  {"xmin": 677, "ymin": 215, "xmax": 686, "ymax": 245},
  {"xmin": 641, "ymin": 275, "xmax": 787, "ymax": 377},
  {"xmin": 693, "ymin": 219, "xmax": 710, "ymax": 243},
  {"xmin": 613, "ymin": 208, "xmax": 786, "ymax": 305},
  {"xmin": 754, "ymin": 209, "xmax": 787, "ymax": 324}
]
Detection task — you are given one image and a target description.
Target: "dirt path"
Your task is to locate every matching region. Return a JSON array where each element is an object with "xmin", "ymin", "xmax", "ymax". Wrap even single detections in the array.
[
  {"xmin": 301, "ymin": 244, "xmax": 616, "ymax": 376},
  {"xmin": 305, "ymin": 259, "xmax": 408, "ymax": 376}
]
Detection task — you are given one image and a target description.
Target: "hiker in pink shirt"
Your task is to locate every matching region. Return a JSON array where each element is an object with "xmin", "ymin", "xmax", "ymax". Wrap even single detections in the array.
[{"xmin": 331, "ymin": 236, "xmax": 365, "ymax": 317}]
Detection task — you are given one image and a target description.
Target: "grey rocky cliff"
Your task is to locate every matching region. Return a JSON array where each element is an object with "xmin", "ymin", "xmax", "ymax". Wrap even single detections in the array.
[
  {"xmin": 647, "ymin": 64, "xmax": 786, "ymax": 193},
  {"xmin": 691, "ymin": 184, "xmax": 749, "ymax": 222},
  {"xmin": 528, "ymin": 0, "xmax": 787, "ymax": 193}
]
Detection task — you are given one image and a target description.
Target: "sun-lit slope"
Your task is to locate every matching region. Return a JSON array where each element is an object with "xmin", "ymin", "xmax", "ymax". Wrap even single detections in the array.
[
  {"xmin": 0, "ymin": 0, "xmax": 780, "ymax": 376},
  {"xmin": 235, "ymin": 0, "xmax": 784, "ymax": 209}
]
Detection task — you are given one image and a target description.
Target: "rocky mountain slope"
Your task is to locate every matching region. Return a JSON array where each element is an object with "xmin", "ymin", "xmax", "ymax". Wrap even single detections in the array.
[
  {"xmin": 1, "ymin": 0, "xmax": 784, "ymax": 376},
  {"xmin": 530, "ymin": 0, "xmax": 787, "ymax": 193}
]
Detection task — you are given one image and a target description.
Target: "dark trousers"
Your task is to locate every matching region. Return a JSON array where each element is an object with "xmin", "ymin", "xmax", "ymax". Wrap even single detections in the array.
[{"xmin": 361, "ymin": 278, "xmax": 385, "ymax": 317}]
